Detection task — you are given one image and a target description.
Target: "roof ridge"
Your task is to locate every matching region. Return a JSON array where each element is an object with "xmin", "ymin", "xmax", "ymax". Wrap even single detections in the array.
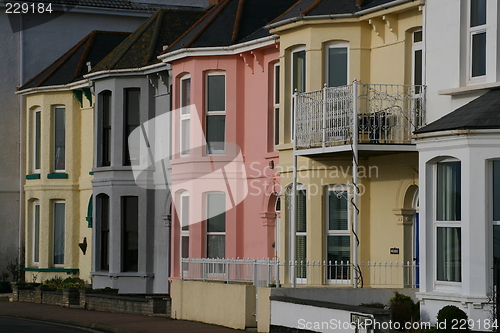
[
  {"xmin": 302, "ymin": 0, "xmax": 322, "ymax": 16},
  {"xmin": 102, "ymin": 9, "xmax": 160, "ymax": 69},
  {"xmin": 146, "ymin": 9, "xmax": 166, "ymax": 64},
  {"xmin": 231, "ymin": 0, "xmax": 245, "ymax": 43},
  {"xmin": 74, "ymin": 30, "xmax": 98, "ymax": 78},
  {"xmin": 183, "ymin": 0, "xmax": 232, "ymax": 49}
]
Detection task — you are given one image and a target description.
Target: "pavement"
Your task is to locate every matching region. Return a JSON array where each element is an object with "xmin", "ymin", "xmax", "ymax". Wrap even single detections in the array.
[{"xmin": 0, "ymin": 294, "xmax": 243, "ymax": 333}]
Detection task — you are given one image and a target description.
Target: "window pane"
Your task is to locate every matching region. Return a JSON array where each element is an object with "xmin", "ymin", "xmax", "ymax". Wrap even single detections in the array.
[
  {"xmin": 493, "ymin": 226, "xmax": 500, "ymax": 286},
  {"xmin": 274, "ymin": 108, "xmax": 279, "ymax": 146},
  {"xmin": 437, "ymin": 227, "xmax": 461, "ymax": 282},
  {"xmin": 181, "ymin": 78, "xmax": 191, "ymax": 108},
  {"xmin": 329, "ymin": 190, "xmax": 348, "ymax": 230},
  {"xmin": 472, "ymin": 32, "xmax": 486, "ymax": 77},
  {"xmin": 413, "ymin": 31, "xmax": 423, "ymax": 43},
  {"xmin": 207, "ymin": 75, "xmax": 225, "ymax": 112},
  {"xmin": 327, "ymin": 235, "xmax": 350, "ymax": 279},
  {"xmin": 414, "ymin": 49, "xmax": 423, "ymax": 86},
  {"xmin": 124, "ymin": 88, "xmax": 140, "ymax": 166},
  {"xmin": 206, "ymin": 115, "xmax": 225, "ymax": 154},
  {"xmin": 470, "ymin": 0, "xmax": 486, "ymax": 27},
  {"xmin": 437, "ymin": 161, "xmax": 461, "ymax": 221},
  {"xmin": 54, "ymin": 107, "xmax": 65, "ymax": 171},
  {"xmin": 494, "ymin": 161, "xmax": 500, "ymax": 221},
  {"xmin": 122, "ymin": 196, "xmax": 138, "ymax": 272},
  {"xmin": 101, "ymin": 92, "xmax": 111, "ymax": 167},
  {"xmin": 181, "ymin": 236, "xmax": 189, "ymax": 258},
  {"xmin": 181, "ymin": 119, "xmax": 190, "ymax": 155},
  {"xmin": 274, "ymin": 65, "xmax": 280, "ymax": 104},
  {"xmin": 292, "ymin": 50, "xmax": 306, "ymax": 93},
  {"xmin": 296, "ymin": 235, "xmax": 307, "ymax": 278},
  {"xmin": 181, "ymin": 194, "xmax": 189, "ymax": 231},
  {"xmin": 328, "ymin": 47, "xmax": 348, "ymax": 87},
  {"xmin": 34, "ymin": 111, "xmax": 41, "ymax": 170},
  {"xmin": 34, "ymin": 204, "xmax": 40, "ymax": 263},
  {"xmin": 53, "ymin": 202, "xmax": 65, "ymax": 265},
  {"xmin": 297, "ymin": 189, "xmax": 306, "ymax": 232},
  {"xmin": 207, "ymin": 193, "xmax": 225, "ymax": 232},
  {"xmin": 100, "ymin": 195, "xmax": 109, "ymax": 270},
  {"xmin": 207, "ymin": 235, "xmax": 225, "ymax": 258}
]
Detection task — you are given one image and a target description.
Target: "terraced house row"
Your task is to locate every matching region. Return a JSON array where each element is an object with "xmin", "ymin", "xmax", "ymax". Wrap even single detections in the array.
[{"xmin": 10, "ymin": 0, "xmax": 500, "ymax": 331}]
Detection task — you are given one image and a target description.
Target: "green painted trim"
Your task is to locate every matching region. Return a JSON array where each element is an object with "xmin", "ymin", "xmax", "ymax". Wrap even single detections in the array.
[
  {"xmin": 82, "ymin": 87, "xmax": 92, "ymax": 107},
  {"xmin": 47, "ymin": 173, "xmax": 68, "ymax": 179},
  {"xmin": 23, "ymin": 267, "xmax": 79, "ymax": 275},
  {"xmin": 89, "ymin": 171, "xmax": 94, "ymax": 175},
  {"xmin": 73, "ymin": 90, "xmax": 83, "ymax": 107},
  {"xmin": 26, "ymin": 174, "xmax": 41, "ymax": 180}
]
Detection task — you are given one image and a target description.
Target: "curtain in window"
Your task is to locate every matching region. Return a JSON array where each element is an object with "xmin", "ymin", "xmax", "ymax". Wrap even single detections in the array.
[
  {"xmin": 437, "ymin": 227, "xmax": 461, "ymax": 282},
  {"xmin": 53, "ymin": 202, "xmax": 65, "ymax": 265},
  {"xmin": 437, "ymin": 162, "xmax": 461, "ymax": 221}
]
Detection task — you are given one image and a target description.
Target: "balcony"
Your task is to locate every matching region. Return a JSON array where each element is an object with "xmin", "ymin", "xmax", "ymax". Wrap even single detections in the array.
[{"xmin": 294, "ymin": 82, "xmax": 426, "ymax": 155}]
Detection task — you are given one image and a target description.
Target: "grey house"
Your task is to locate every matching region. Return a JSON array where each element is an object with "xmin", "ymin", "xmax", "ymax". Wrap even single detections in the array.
[
  {"xmin": 0, "ymin": 0, "xmax": 209, "ymax": 278},
  {"xmin": 86, "ymin": 8, "xmax": 205, "ymax": 293}
]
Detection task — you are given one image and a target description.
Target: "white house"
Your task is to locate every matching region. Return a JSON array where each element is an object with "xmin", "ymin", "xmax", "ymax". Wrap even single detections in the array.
[{"xmin": 416, "ymin": 0, "xmax": 500, "ymax": 327}]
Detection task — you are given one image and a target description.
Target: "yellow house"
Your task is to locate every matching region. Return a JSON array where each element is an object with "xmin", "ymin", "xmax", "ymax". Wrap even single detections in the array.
[
  {"xmin": 269, "ymin": 0, "xmax": 424, "ymax": 287},
  {"xmin": 18, "ymin": 31, "xmax": 129, "ymax": 283}
]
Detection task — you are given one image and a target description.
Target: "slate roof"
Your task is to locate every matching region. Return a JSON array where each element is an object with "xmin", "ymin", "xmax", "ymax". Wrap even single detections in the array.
[
  {"xmin": 162, "ymin": 0, "xmax": 298, "ymax": 53},
  {"xmin": 414, "ymin": 89, "xmax": 500, "ymax": 134},
  {"xmin": 269, "ymin": 0, "xmax": 405, "ymax": 25},
  {"xmin": 30, "ymin": 0, "xmax": 204, "ymax": 12},
  {"xmin": 18, "ymin": 31, "xmax": 130, "ymax": 91},
  {"xmin": 90, "ymin": 8, "xmax": 205, "ymax": 71}
]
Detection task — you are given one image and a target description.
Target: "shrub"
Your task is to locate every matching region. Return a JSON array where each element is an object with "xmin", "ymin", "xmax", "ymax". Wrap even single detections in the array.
[
  {"xmin": 389, "ymin": 291, "xmax": 420, "ymax": 328},
  {"xmin": 436, "ymin": 305, "xmax": 468, "ymax": 333}
]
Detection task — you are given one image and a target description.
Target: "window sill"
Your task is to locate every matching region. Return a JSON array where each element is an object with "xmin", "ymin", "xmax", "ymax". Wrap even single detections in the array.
[
  {"xmin": 26, "ymin": 174, "xmax": 40, "ymax": 180},
  {"xmin": 438, "ymin": 82, "xmax": 500, "ymax": 95},
  {"xmin": 23, "ymin": 267, "xmax": 79, "ymax": 275},
  {"xmin": 47, "ymin": 173, "xmax": 68, "ymax": 179}
]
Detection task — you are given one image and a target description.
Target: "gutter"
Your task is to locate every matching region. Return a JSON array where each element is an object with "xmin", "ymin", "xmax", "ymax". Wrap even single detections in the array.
[
  {"xmin": 158, "ymin": 35, "xmax": 278, "ymax": 63},
  {"xmin": 84, "ymin": 62, "xmax": 169, "ymax": 80},
  {"xmin": 413, "ymin": 128, "xmax": 500, "ymax": 140},
  {"xmin": 265, "ymin": 0, "xmax": 423, "ymax": 30}
]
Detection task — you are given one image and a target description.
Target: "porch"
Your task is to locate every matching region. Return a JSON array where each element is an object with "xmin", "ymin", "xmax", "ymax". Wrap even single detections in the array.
[{"xmin": 294, "ymin": 82, "xmax": 426, "ymax": 155}]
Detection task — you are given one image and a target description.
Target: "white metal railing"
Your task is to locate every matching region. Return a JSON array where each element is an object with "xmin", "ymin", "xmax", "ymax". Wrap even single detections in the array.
[
  {"xmin": 295, "ymin": 82, "xmax": 426, "ymax": 149},
  {"xmin": 180, "ymin": 258, "xmax": 419, "ymax": 288}
]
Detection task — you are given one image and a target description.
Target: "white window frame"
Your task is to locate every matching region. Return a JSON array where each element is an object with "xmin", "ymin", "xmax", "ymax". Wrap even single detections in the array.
[
  {"xmin": 33, "ymin": 109, "xmax": 41, "ymax": 173},
  {"xmin": 52, "ymin": 200, "xmax": 65, "ymax": 266},
  {"xmin": 325, "ymin": 185, "xmax": 351, "ymax": 284},
  {"xmin": 412, "ymin": 30, "xmax": 423, "ymax": 90},
  {"xmin": 324, "ymin": 41, "xmax": 349, "ymax": 88},
  {"xmin": 33, "ymin": 201, "xmax": 40, "ymax": 264},
  {"xmin": 205, "ymin": 71, "xmax": 226, "ymax": 155},
  {"xmin": 290, "ymin": 46, "xmax": 306, "ymax": 141},
  {"xmin": 53, "ymin": 106, "xmax": 66, "ymax": 172},
  {"xmin": 468, "ymin": 0, "xmax": 487, "ymax": 82},
  {"xmin": 180, "ymin": 74, "xmax": 191, "ymax": 157},
  {"xmin": 294, "ymin": 184, "xmax": 307, "ymax": 283},
  {"xmin": 434, "ymin": 159, "xmax": 462, "ymax": 290}
]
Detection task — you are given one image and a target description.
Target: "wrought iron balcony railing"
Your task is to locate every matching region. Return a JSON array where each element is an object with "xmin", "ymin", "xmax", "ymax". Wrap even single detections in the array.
[{"xmin": 294, "ymin": 82, "xmax": 426, "ymax": 150}]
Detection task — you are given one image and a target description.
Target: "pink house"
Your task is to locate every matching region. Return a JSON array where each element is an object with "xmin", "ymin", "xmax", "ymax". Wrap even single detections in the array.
[{"xmin": 159, "ymin": 0, "xmax": 296, "ymax": 279}]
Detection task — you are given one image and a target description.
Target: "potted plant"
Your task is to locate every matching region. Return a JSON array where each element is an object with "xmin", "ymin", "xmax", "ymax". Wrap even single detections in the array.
[{"xmin": 0, "ymin": 272, "xmax": 12, "ymax": 293}]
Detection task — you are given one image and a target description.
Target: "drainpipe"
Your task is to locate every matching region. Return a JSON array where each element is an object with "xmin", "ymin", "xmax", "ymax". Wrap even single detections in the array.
[
  {"xmin": 352, "ymin": 80, "xmax": 359, "ymax": 288},
  {"xmin": 18, "ymin": 14, "xmax": 25, "ymax": 271},
  {"xmin": 291, "ymin": 90, "xmax": 298, "ymax": 288}
]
